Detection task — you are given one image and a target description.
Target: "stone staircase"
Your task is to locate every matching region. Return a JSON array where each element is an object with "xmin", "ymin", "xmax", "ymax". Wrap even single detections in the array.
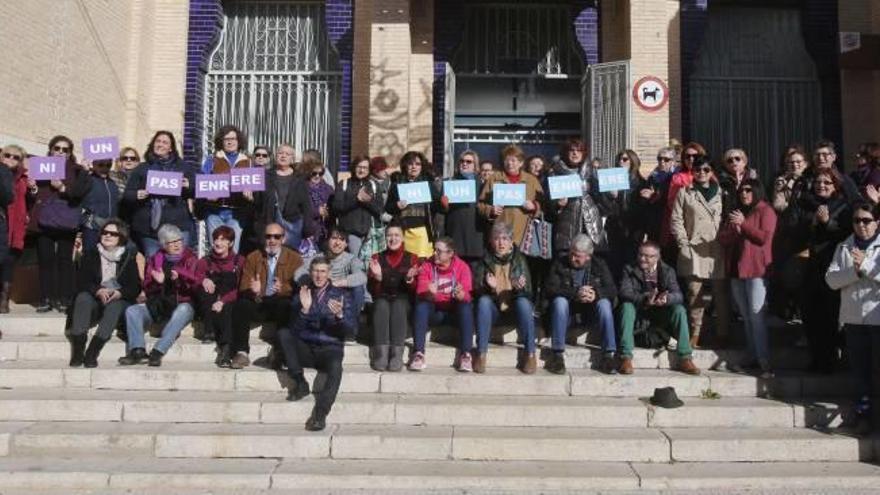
[{"xmin": 1, "ymin": 305, "xmax": 880, "ymax": 494}]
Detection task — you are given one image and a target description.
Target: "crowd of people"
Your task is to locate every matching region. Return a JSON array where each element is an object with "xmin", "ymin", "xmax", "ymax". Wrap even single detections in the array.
[{"xmin": 1, "ymin": 126, "xmax": 879, "ymax": 432}]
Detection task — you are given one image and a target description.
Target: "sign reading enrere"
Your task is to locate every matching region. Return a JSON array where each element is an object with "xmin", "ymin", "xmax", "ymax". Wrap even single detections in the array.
[
  {"xmin": 195, "ymin": 174, "xmax": 230, "ymax": 199},
  {"xmin": 146, "ymin": 170, "xmax": 183, "ymax": 196},
  {"xmin": 230, "ymin": 168, "xmax": 266, "ymax": 193},
  {"xmin": 29, "ymin": 156, "xmax": 66, "ymax": 181},
  {"xmin": 82, "ymin": 136, "xmax": 119, "ymax": 161}
]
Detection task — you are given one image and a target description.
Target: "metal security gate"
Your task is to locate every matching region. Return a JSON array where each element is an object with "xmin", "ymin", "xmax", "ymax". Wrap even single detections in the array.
[
  {"xmin": 203, "ymin": 1, "xmax": 341, "ymax": 168},
  {"xmin": 582, "ymin": 60, "xmax": 630, "ymax": 165},
  {"xmin": 689, "ymin": 5, "xmax": 822, "ymax": 178}
]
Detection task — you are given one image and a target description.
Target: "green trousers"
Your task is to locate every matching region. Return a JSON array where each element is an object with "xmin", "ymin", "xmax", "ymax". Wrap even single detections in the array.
[{"xmin": 618, "ymin": 302, "xmax": 693, "ymax": 358}]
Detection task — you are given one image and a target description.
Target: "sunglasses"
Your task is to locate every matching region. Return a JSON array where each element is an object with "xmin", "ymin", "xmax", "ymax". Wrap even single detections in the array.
[
  {"xmin": 684, "ymin": 153, "xmax": 699, "ymax": 160},
  {"xmin": 854, "ymin": 218, "xmax": 875, "ymax": 225},
  {"xmin": 619, "ymin": 156, "xmax": 630, "ymax": 162},
  {"xmin": 2, "ymin": 153, "xmax": 22, "ymax": 161},
  {"xmin": 658, "ymin": 157, "xmax": 673, "ymax": 162},
  {"xmin": 815, "ymin": 180, "xmax": 834, "ymax": 186},
  {"xmin": 165, "ymin": 238, "xmax": 183, "ymax": 245},
  {"xmin": 265, "ymin": 234, "xmax": 284, "ymax": 240},
  {"xmin": 101, "ymin": 230, "xmax": 121, "ymax": 238},
  {"xmin": 696, "ymin": 166, "xmax": 713, "ymax": 174},
  {"xmin": 254, "ymin": 153, "xmax": 269, "ymax": 158},
  {"xmin": 727, "ymin": 156, "xmax": 743, "ymax": 163},
  {"xmin": 120, "ymin": 155, "xmax": 138, "ymax": 162},
  {"xmin": 459, "ymin": 159, "xmax": 474, "ymax": 164},
  {"xmin": 52, "ymin": 145, "xmax": 71, "ymax": 153},
  {"xmin": 311, "ymin": 170, "xmax": 325, "ymax": 177},
  {"xmin": 740, "ymin": 187, "xmax": 753, "ymax": 193}
]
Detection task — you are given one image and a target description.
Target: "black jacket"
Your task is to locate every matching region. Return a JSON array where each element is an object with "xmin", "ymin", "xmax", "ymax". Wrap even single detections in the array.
[
  {"xmin": 543, "ymin": 160, "xmax": 612, "ymax": 255},
  {"xmin": 123, "ymin": 158, "xmax": 195, "ymax": 238},
  {"xmin": 544, "ymin": 255, "xmax": 616, "ymax": 302},
  {"xmin": 75, "ymin": 245, "xmax": 141, "ymax": 302},
  {"xmin": 259, "ymin": 171, "xmax": 313, "ymax": 235},
  {"xmin": 332, "ymin": 176, "xmax": 383, "ymax": 237},
  {"xmin": 385, "ymin": 172, "xmax": 440, "ymax": 236},
  {"xmin": 797, "ymin": 193, "xmax": 853, "ymax": 276},
  {"xmin": 80, "ymin": 174, "xmax": 120, "ymax": 225},
  {"xmin": 619, "ymin": 261, "xmax": 683, "ymax": 308},
  {"xmin": 442, "ymin": 174, "xmax": 486, "ymax": 259}
]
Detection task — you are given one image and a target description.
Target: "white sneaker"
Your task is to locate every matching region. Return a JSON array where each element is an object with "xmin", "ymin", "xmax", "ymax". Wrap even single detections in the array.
[
  {"xmin": 457, "ymin": 352, "xmax": 473, "ymax": 372},
  {"xmin": 408, "ymin": 352, "xmax": 426, "ymax": 371}
]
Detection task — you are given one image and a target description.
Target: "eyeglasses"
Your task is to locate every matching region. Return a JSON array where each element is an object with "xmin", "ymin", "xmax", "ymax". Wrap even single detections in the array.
[
  {"xmin": 727, "ymin": 156, "xmax": 743, "ymax": 163},
  {"xmin": 2, "ymin": 153, "xmax": 22, "ymax": 161},
  {"xmin": 254, "ymin": 153, "xmax": 269, "ymax": 158},
  {"xmin": 52, "ymin": 145, "xmax": 71, "ymax": 153},
  {"xmin": 434, "ymin": 248, "xmax": 452, "ymax": 254},
  {"xmin": 740, "ymin": 187, "xmax": 754, "ymax": 193},
  {"xmin": 815, "ymin": 180, "xmax": 834, "ymax": 186},
  {"xmin": 120, "ymin": 155, "xmax": 138, "ymax": 162},
  {"xmin": 265, "ymin": 234, "xmax": 284, "ymax": 240},
  {"xmin": 815, "ymin": 152, "xmax": 833, "ymax": 158},
  {"xmin": 165, "ymin": 238, "xmax": 183, "ymax": 245},
  {"xmin": 696, "ymin": 166, "xmax": 713, "ymax": 174},
  {"xmin": 101, "ymin": 230, "xmax": 121, "ymax": 238},
  {"xmin": 459, "ymin": 159, "xmax": 474, "ymax": 164},
  {"xmin": 854, "ymin": 218, "xmax": 876, "ymax": 225}
]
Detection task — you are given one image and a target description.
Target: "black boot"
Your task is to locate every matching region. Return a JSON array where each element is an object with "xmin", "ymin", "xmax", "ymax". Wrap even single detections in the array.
[
  {"xmin": 286, "ymin": 374, "xmax": 311, "ymax": 401},
  {"xmin": 305, "ymin": 407, "xmax": 327, "ymax": 431},
  {"xmin": 83, "ymin": 337, "xmax": 108, "ymax": 368},
  {"xmin": 35, "ymin": 299, "xmax": 52, "ymax": 313},
  {"xmin": 148, "ymin": 349, "xmax": 164, "ymax": 367},
  {"xmin": 118, "ymin": 348, "xmax": 147, "ymax": 365},
  {"xmin": 68, "ymin": 334, "xmax": 87, "ymax": 367},
  {"xmin": 215, "ymin": 344, "xmax": 232, "ymax": 368},
  {"xmin": 0, "ymin": 282, "xmax": 11, "ymax": 313}
]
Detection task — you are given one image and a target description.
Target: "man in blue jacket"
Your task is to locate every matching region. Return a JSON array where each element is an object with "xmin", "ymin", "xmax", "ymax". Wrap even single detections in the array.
[{"xmin": 279, "ymin": 256, "xmax": 356, "ymax": 431}]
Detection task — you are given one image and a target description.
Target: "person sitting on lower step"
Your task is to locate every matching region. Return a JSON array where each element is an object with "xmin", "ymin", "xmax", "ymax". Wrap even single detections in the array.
[
  {"xmin": 617, "ymin": 240, "xmax": 700, "ymax": 376},
  {"xmin": 279, "ymin": 256, "xmax": 356, "ymax": 431}
]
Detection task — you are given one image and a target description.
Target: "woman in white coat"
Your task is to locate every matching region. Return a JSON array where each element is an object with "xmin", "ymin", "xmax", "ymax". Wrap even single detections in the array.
[{"xmin": 826, "ymin": 203, "xmax": 880, "ymax": 433}]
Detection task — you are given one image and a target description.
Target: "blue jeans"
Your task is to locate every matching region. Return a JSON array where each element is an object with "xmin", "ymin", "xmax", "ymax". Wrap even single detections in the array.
[
  {"xmin": 550, "ymin": 296, "xmax": 616, "ymax": 353},
  {"xmin": 138, "ymin": 231, "xmax": 193, "ymax": 258},
  {"xmin": 730, "ymin": 278, "xmax": 769, "ymax": 364},
  {"xmin": 124, "ymin": 302, "xmax": 195, "ymax": 354},
  {"xmin": 206, "ymin": 212, "xmax": 243, "ymax": 253},
  {"xmin": 413, "ymin": 299, "xmax": 475, "ymax": 353},
  {"xmin": 845, "ymin": 324, "xmax": 880, "ymax": 408},
  {"xmin": 476, "ymin": 295, "xmax": 535, "ymax": 354}
]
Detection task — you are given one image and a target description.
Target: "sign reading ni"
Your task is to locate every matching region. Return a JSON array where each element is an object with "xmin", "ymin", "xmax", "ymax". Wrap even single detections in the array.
[
  {"xmin": 547, "ymin": 174, "xmax": 584, "ymax": 200},
  {"xmin": 146, "ymin": 170, "xmax": 184, "ymax": 196},
  {"xmin": 397, "ymin": 181, "xmax": 432, "ymax": 204},
  {"xmin": 493, "ymin": 183, "xmax": 527, "ymax": 207},
  {"xmin": 29, "ymin": 156, "xmax": 66, "ymax": 181},
  {"xmin": 82, "ymin": 136, "xmax": 119, "ymax": 161},
  {"xmin": 597, "ymin": 167, "xmax": 631, "ymax": 193},
  {"xmin": 443, "ymin": 179, "xmax": 476, "ymax": 204},
  {"xmin": 230, "ymin": 168, "xmax": 266, "ymax": 193},
  {"xmin": 195, "ymin": 174, "xmax": 230, "ymax": 199}
]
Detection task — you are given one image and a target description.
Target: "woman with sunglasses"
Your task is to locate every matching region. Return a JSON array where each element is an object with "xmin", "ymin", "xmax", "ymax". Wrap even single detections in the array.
[
  {"xmin": 111, "ymin": 148, "xmax": 141, "ymax": 196},
  {"xmin": 386, "ymin": 151, "xmax": 441, "ymax": 258},
  {"xmin": 0, "ymin": 145, "xmax": 34, "ymax": 313},
  {"xmin": 252, "ymin": 146, "xmax": 272, "ymax": 169},
  {"xmin": 661, "ymin": 142, "xmax": 705, "ymax": 249},
  {"xmin": 826, "ymin": 204, "xmax": 880, "ymax": 434},
  {"xmin": 31, "ymin": 135, "xmax": 90, "ymax": 313},
  {"xmin": 720, "ymin": 179, "xmax": 777, "ymax": 376},
  {"xmin": 719, "ymin": 148, "xmax": 759, "ymax": 216},
  {"xmin": 798, "ymin": 168, "xmax": 853, "ymax": 373},
  {"xmin": 542, "ymin": 139, "xmax": 601, "ymax": 257},
  {"xmin": 123, "ymin": 131, "xmax": 195, "ymax": 257},
  {"xmin": 670, "ymin": 156, "xmax": 730, "ymax": 348},
  {"xmin": 68, "ymin": 219, "xmax": 140, "ymax": 367},
  {"xmin": 602, "ymin": 149, "xmax": 644, "ymax": 276},
  {"xmin": 302, "ymin": 160, "xmax": 335, "ymax": 252}
]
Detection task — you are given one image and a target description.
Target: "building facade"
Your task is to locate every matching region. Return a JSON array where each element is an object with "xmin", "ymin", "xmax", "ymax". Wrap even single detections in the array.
[{"xmin": 2, "ymin": 0, "xmax": 878, "ymax": 178}]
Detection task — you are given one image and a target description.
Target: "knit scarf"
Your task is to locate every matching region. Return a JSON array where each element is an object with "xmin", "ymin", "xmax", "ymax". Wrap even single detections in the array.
[
  {"xmin": 855, "ymin": 233, "xmax": 878, "ymax": 251},
  {"xmin": 97, "ymin": 245, "xmax": 124, "ymax": 284},
  {"xmin": 149, "ymin": 154, "xmax": 178, "ymax": 230},
  {"xmin": 695, "ymin": 181, "xmax": 719, "ymax": 202}
]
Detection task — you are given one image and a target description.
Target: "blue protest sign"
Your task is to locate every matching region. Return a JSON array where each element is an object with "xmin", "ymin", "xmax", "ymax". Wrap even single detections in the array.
[
  {"xmin": 493, "ymin": 183, "xmax": 527, "ymax": 207},
  {"xmin": 597, "ymin": 167, "xmax": 631, "ymax": 193},
  {"xmin": 547, "ymin": 174, "xmax": 584, "ymax": 199},
  {"xmin": 444, "ymin": 179, "xmax": 476, "ymax": 204},
  {"xmin": 397, "ymin": 181, "xmax": 432, "ymax": 204}
]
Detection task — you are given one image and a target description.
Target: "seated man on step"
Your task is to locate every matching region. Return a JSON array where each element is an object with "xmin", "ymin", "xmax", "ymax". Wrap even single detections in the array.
[
  {"xmin": 617, "ymin": 241, "xmax": 700, "ymax": 376},
  {"xmin": 279, "ymin": 256, "xmax": 356, "ymax": 431}
]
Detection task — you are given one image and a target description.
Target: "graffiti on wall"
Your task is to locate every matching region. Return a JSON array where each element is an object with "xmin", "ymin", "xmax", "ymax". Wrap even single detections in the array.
[{"xmin": 369, "ymin": 58, "xmax": 432, "ymax": 167}]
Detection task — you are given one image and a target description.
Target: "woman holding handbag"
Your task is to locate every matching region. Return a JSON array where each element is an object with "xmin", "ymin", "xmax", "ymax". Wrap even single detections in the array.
[{"xmin": 32, "ymin": 135, "xmax": 90, "ymax": 313}]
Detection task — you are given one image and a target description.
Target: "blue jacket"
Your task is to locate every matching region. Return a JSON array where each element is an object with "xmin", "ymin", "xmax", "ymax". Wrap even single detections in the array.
[
  {"xmin": 289, "ymin": 284, "xmax": 356, "ymax": 347},
  {"xmin": 81, "ymin": 173, "xmax": 119, "ymax": 223}
]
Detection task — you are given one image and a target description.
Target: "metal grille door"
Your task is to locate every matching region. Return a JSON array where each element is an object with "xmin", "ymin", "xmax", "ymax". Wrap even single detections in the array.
[
  {"xmin": 203, "ymin": 1, "xmax": 341, "ymax": 168},
  {"xmin": 583, "ymin": 61, "xmax": 630, "ymax": 165}
]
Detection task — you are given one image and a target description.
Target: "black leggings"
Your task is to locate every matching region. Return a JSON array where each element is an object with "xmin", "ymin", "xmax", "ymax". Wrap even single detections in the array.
[
  {"xmin": 0, "ymin": 248, "xmax": 22, "ymax": 284},
  {"xmin": 37, "ymin": 229, "xmax": 76, "ymax": 303}
]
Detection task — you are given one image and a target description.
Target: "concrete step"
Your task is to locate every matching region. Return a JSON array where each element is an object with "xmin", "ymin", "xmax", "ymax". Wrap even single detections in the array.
[
  {"xmin": 0, "ymin": 389, "xmax": 824, "ymax": 428},
  {"xmin": 0, "ymin": 359, "xmax": 853, "ymax": 398},
  {"xmin": 2, "ymin": 457, "xmax": 880, "ymax": 493},
  {"xmin": 1, "ymin": 422, "xmax": 870, "ymax": 462}
]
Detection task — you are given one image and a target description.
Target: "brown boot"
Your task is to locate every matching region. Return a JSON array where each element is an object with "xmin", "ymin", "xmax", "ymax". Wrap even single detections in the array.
[
  {"xmin": 618, "ymin": 357, "xmax": 634, "ymax": 375},
  {"xmin": 522, "ymin": 353, "xmax": 537, "ymax": 374},
  {"xmin": 473, "ymin": 353, "xmax": 487, "ymax": 374},
  {"xmin": 676, "ymin": 357, "xmax": 701, "ymax": 375}
]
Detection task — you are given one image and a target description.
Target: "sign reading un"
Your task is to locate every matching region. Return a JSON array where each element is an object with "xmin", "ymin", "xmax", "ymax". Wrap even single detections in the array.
[
  {"xmin": 82, "ymin": 136, "xmax": 119, "ymax": 161},
  {"xmin": 397, "ymin": 181, "xmax": 432, "ymax": 204},
  {"xmin": 493, "ymin": 183, "xmax": 527, "ymax": 207},
  {"xmin": 444, "ymin": 179, "xmax": 476, "ymax": 204}
]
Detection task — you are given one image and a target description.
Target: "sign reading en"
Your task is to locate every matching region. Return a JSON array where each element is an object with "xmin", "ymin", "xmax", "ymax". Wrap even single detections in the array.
[
  {"xmin": 195, "ymin": 174, "xmax": 230, "ymax": 199},
  {"xmin": 547, "ymin": 174, "xmax": 583, "ymax": 200}
]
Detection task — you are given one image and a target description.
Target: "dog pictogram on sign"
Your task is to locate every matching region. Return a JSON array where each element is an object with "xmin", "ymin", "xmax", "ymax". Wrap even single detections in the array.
[{"xmin": 633, "ymin": 76, "xmax": 669, "ymax": 112}]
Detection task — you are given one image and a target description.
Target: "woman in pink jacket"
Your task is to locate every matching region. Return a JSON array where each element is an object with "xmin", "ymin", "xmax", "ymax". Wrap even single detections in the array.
[
  {"xmin": 409, "ymin": 237, "xmax": 474, "ymax": 372},
  {"xmin": 720, "ymin": 178, "xmax": 778, "ymax": 377}
]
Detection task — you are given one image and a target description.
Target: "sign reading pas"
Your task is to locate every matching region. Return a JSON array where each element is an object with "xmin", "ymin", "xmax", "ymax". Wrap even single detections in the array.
[
  {"xmin": 547, "ymin": 175, "xmax": 583, "ymax": 199},
  {"xmin": 493, "ymin": 183, "xmax": 527, "ymax": 207},
  {"xmin": 146, "ymin": 170, "xmax": 184, "ymax": 196},
  {"xmin": 82, "ymin": 136, "xmax": 119, "ymax": 161},
  {"xmin": 444, "ymin": 179, "xmax": 476, "ymax": 204},
  {"xmin": 29, "ymin": 156, "xmax": 66, "ymax": 181},
  {"xmin": 397, "ymin": 181, "xmax": 432, "ymax": 204}
]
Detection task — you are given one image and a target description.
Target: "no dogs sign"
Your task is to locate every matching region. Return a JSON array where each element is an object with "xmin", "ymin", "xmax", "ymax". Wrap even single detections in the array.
[{"xmin": 633, "ymin": 76, "xmax": 668, "ymax": 112}]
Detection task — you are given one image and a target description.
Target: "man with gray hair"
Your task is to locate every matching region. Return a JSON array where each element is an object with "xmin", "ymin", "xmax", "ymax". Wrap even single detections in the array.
[{"xmin": 544, "ymin": 233, "xmax": 617, "ymax": 374}]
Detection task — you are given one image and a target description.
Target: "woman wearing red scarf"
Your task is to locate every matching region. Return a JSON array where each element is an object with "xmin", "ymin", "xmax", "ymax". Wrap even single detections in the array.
[{"xmin": 477, "ymin": 144, "xmax": 543, "ymax": 247}]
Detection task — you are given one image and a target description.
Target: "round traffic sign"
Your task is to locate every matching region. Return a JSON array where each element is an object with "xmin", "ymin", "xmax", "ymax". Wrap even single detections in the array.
[{"xmin": 633, "ymin": 76, "xmax": 669, "ymax": 112}]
